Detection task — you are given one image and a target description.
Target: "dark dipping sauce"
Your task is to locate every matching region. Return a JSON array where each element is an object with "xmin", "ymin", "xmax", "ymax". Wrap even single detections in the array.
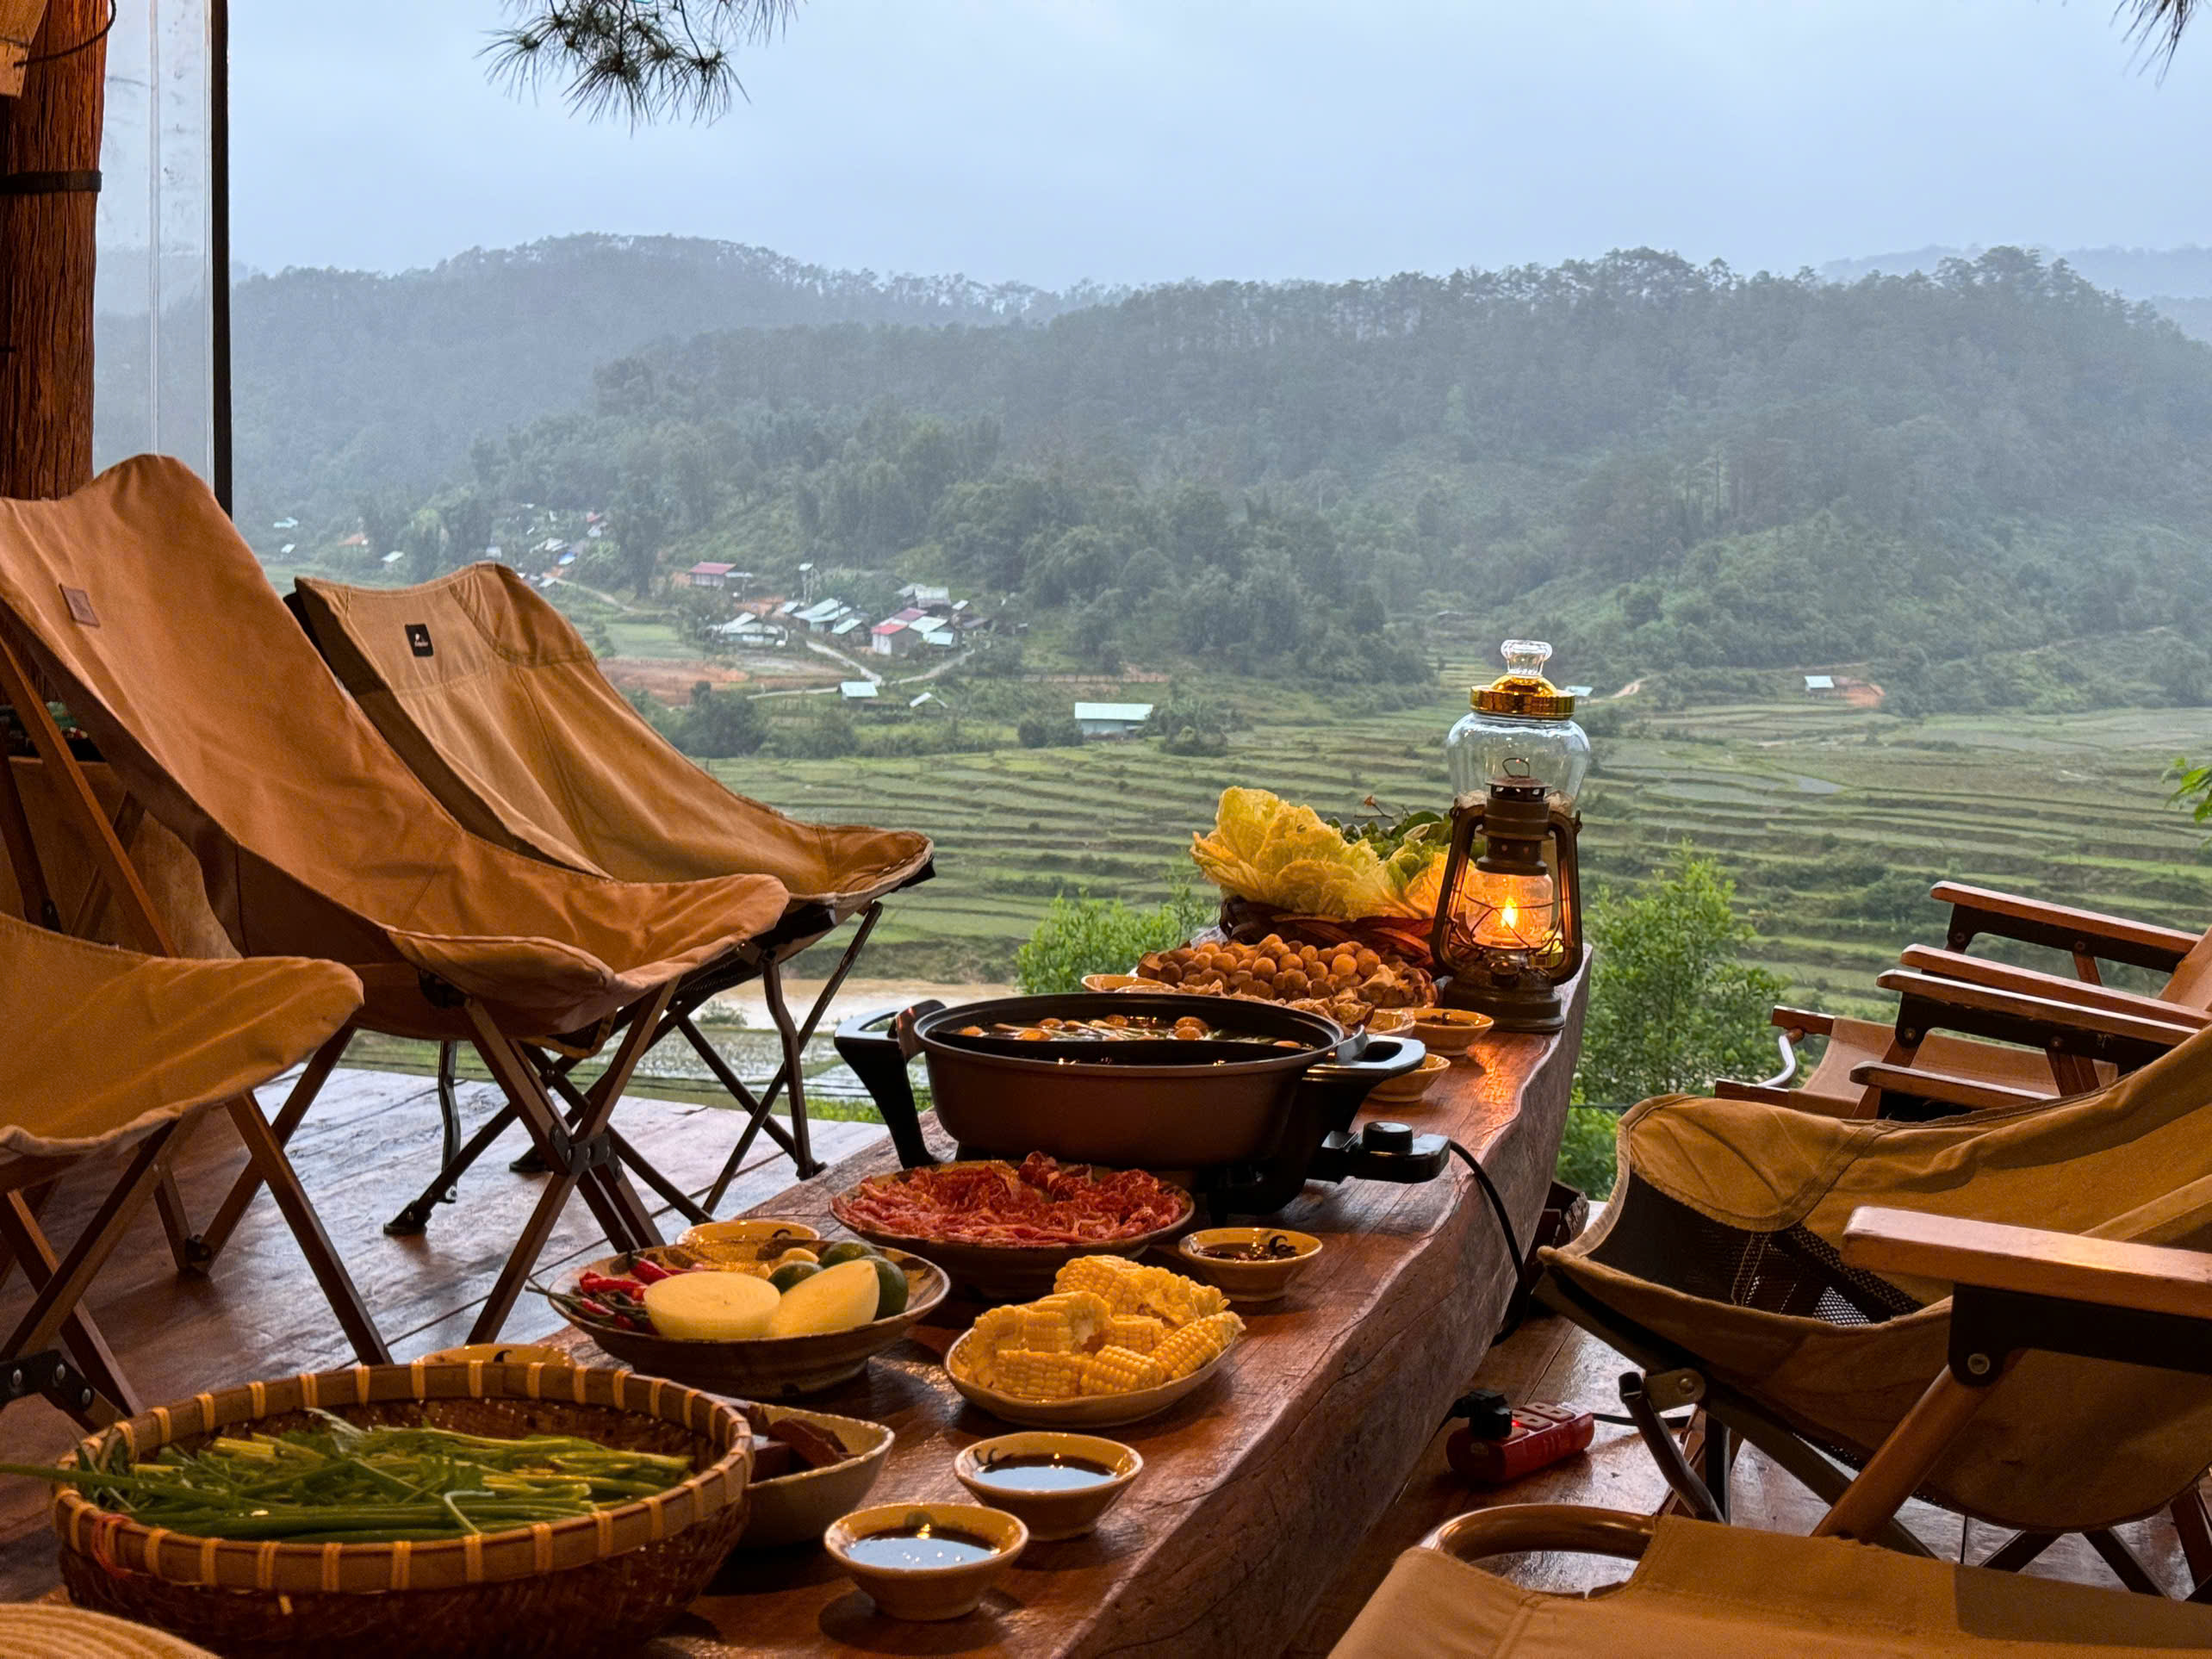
[
  {"xmin": 1196, "ymin": 1237, "xmax": 1303, "ymax": 1262},
  {"xmin": 970, "ymin": 1453, "xmax": 1119, "ymax": 1492},
  {"xmin": 844, "ymin": 1525, "xmax": 1001, "ymax": 1570}
]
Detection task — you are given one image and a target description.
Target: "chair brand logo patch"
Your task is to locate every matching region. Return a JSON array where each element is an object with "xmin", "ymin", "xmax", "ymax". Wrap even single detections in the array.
[
  {"xmin": 406, "ymin": 623, "xmax": 434, "ymax": 657},
  {"xmin": 60, "ymin": 587, "xmax": 98, "ymax": 627}
]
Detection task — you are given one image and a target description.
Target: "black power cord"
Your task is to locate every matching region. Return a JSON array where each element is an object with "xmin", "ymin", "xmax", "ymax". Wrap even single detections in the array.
[{"xmin": 1445, "ymin": 1136, "xmax": 1530, "ymax": 1334}]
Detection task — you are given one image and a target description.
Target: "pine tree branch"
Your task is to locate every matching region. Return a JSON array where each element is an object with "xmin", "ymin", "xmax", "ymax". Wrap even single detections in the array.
[{"xmin": 484, "ymin": 0, "xmax": 798, "ymax": 125}]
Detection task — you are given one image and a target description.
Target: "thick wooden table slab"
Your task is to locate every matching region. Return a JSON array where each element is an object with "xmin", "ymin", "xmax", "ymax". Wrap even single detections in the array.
[{"xmin": 569, "ymin": 974, "xmax": 1584, "ymax": 1659}]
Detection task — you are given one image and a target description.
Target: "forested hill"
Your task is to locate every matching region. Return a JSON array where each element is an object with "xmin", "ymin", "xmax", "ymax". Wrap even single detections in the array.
[
  {"xmin": 442, "ymin": 247, "xmax": 2212, "ymax": 704},
  {"xmin": 228, "ymin": 234, "xmax": 1098, "ymax": 526}
]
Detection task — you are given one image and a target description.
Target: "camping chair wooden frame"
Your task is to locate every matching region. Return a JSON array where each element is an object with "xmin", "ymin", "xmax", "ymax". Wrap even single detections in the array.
[
  {"xmin": 1718, "ymin": 975, "xmax": 2200, "ymax": 1119},
  {"xmin": 1537, "ymin": 1225, "xmax": 2212, "ymax": 1598},
  {"xmin": 0, "ymin": 634, "xmax": 672, "ymax": 1345},
  {"xmin": 0, "ymin": 637, "xmax": 391, "ymax": 1368},
  {"xmin": 381, "ymin": 898, "xmax": 881, "ymax": 1238},
  {"xmin": 0, "ymin": 1128, "xmax": 186, "ymax": 1430}
]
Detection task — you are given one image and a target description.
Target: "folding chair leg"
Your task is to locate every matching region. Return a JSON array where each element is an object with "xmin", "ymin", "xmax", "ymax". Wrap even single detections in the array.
[
  {"xmin": 435, "ymin": 1041, "xmax": 463, "ymax": 1194},
  {"xmin": 2170, "ymin": 1484, "xmax": 2212, "ymax": 1590},
  {"xmin": 190, "ymin": 1024, "xmax": 355, "ymax": 1269},
  {"xmin": 0, "ymin": 1130, "xmax": 173, "ymax": 1366},
  {"xmin": 1979, "ymin": 1531, "xmax": 2059, "ymax": 1573},
  {"xmin": 1814, "ymin": 1370, "xmax": 1993, "ymax": 1544},
  {"xmin": 226, "ymin": 1092, "xmax": 390, "ymax": 1364},
  {"xmin": 536, "ymin": 1062, "xmax": 709, "ymax": 1227},
  {"xmin": 463, "ymin": 989, "xmax": 674, "ymax": 1343},
  {"xmin": 0, "ymin": 749, "xmax": 59, "ymax": 930},
  {"xmin": 385, "ymin": 1097, "xmax": 520, "ymax": 1236},
  {"xmin": 761, "ymin": 957, "xmax": 819, "ymax": 1177},
  {"xmin": 2085, "ymin": 1529, "xmax": 2167, "ymax": 1597},
  {"xmin": 0, "ymin": 1190, "xmax": 138, "ymax": 1420}
]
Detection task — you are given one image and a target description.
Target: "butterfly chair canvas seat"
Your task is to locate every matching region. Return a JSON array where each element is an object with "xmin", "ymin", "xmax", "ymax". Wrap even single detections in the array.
[
  {"xmin": 290, "ymin": 564, "xmax": 930, "ymax": 1198},
  {"xmin": 1331, "ymin": 1513, "xmax": 2212, "ymax": 1658},
  {"xmin": 0, "ymin": 458, "xmax": 792, "ymax": 1341},
  {"xmin": 1543, "ymin": 1026, "xmax": 2212, "ymax": 1536},
  {"xmin": 0, "ymin": 913, "xmax": 361, "ymax": 1421}
]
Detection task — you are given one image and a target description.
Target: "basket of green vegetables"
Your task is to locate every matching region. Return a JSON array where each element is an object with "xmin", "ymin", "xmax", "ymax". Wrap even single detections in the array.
[{"xmin": 17, "ymin": 1360, "xmax": 753, "ymax": 1659}]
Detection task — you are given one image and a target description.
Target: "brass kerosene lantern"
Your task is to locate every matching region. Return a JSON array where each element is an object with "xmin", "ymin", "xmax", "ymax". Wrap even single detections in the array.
[
  {"xmin": 1432, "ymin": 640, "xmax": 1588, "ymax": 1031},
  {"xmin": 1430, "ymin": 770, "xmax": 1583, "ymax": 1030}
]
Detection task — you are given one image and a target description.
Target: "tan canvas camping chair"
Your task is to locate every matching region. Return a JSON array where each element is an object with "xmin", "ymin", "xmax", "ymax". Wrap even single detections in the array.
[
  {"xmin": 1332, "ymin": 1498, "xmax": 2212, "ymax": 1657},
  {"xmin": 1541, "ymin": 1026, "xmax": 2212, "ymax": 1599},
  {"xmin": 289, "ymin": 564, "xmax": 931, "ymax": 1230},
  {"xmin": 0, "ymin": 457, "xmax": 791, "ymax": 1341},
  {"xmin": 1720, "ymin": 880, "xmax": 2212, "ymax": 1117},
  {"xmin": 0, "ymin": 911, "xmax": 362, "ymax": 1425}
]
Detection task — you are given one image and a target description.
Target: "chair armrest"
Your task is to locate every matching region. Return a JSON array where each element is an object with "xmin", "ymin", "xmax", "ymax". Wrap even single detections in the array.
[
  {"xmin": 1845, "ymin": 1061, "xmax": 2052, "ymax": 1114},
  {"xmin": 1931, "ymin": 881, "xmax": 2197, "ymax": 973},
  {"xmin": 1874, "ymin": 970, "xmax": 2199, "ymax": 1050},
  {"xmin": 1898, "ymin": 946, "xmax": 2211, "ymax": 1030},
  {"xmin": 1842, "ymin": 1207, "xmax": 2212, "ymax": 1322}
]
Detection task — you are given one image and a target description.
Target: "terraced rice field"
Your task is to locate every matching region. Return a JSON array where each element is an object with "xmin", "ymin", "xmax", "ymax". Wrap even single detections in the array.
[{"xmin": 716, "ymin": 682, "xmax": 2212, "ymax": 1018}]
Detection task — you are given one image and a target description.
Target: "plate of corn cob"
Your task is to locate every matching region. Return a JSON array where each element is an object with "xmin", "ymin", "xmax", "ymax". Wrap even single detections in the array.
[{"xmin": 944, "ymin": 1255, "xmax": 1246, "ymax": 1427}]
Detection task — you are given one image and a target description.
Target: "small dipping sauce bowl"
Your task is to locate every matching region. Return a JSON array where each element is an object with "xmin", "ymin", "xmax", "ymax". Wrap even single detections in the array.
[
  {"xmin": 1175, "ymin": 1227, "xmax": 1324, "ymax": 1304},
  {"xmin": 1406, "ymin": 1006, "xmax": 1495, "ymax": 1058},
  {"xmin": 954, "ymin": 1432, "xmax": 1143, "ymax": 1540},
  {"xmin": 825, "ymin": 1501, "xmax": 1028, "ymax": 1621}
]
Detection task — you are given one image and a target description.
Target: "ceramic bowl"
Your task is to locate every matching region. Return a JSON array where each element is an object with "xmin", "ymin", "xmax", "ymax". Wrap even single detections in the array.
[
  {"xmin": 675, "ymin": 1217, "xmax": 822, "ymax": 1265},
  {"xmin": 825, "ymin": 1501, "xmax": 1028, "ymax": 1621},
  {"xmin": 1365, "ymin": 1051, "xmax": 1451, "ymax": 1105},
  {"xmin": 943, "ymin": 1330, "xmax": 1232, "ymax": 1428},
  {"xmin": 953, "ymin": 1432, "xmax": 1143, "ymax": 1540},
  {"xmin": 1174, "ymin": 1227, "xmax": 1324, "ymax": 1304},
  {"xmin": 1081, "ymin": 972, "xmax": 1145, "ymax": 991},
  {"xmin": 553, "ymin": 1247, "xmax": 949, "ymax": 1396},
  {"xmin": 1406, "ymin": 1006, "xmax": 1495, "ymax": 1057},
  {"xmin": 737, "ymin": 1404, "xmax": 896, "ymax": 1550}
]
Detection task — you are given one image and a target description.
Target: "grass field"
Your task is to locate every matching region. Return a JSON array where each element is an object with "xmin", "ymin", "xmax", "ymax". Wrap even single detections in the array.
[{"xmin": 715, "ymin": 675, "xmax": 2212, "ymax": 1018}]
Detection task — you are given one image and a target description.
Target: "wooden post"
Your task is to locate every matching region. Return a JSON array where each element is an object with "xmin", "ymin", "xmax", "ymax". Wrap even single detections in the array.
[{"xmin": 0, "ymin": 0, "xmax": 105, "ymax": 499}]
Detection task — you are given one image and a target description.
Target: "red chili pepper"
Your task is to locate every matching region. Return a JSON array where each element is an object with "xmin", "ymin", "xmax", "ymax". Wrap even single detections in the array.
[
  {"xmin": 631, "ymin": 1257, "xmax": 681, "ymax": 1284},
  {"xmin": 579, "ymin": 1272, "xmax": 646, "ymax": 1297},
  {"xmin": 612, "ymin": 1314, "xmax": 641, "ymax": 1332},
  {"xmin": 574, "ymin": 1296, "xmax": 616, "ymax": 1321}
]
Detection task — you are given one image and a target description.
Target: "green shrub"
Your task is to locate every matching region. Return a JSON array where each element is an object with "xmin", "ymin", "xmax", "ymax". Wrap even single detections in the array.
[
  {"xmin": 1015, "ymin": 879, "xmax": 1219, "ymax": 994},
  {"xmin": 1555, "ymin": 1105, "xmax": 1619, "ymax": 1200}
]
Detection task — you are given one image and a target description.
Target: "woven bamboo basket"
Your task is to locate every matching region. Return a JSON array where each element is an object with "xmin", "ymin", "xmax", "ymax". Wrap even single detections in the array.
[{"xmin": 52, "ymin": 1361, "xmax": 752, "ymax": 1659}]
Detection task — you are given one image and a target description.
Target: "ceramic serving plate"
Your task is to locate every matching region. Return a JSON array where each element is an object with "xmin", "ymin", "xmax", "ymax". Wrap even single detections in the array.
[
  {"xmin": 942, "ymin": 1330, "xmax": 1231, "ymax": 1428},
  {"xmin": 552, "ymin": 1247, "xmax": 948, "ymax": 1396},
  {"xmin": 831, "ymin": 1164, "xmax": 1195, "ymax": 1302}
]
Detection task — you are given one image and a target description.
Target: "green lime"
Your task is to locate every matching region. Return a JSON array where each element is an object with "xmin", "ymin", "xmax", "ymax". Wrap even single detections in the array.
[
  {"xmin": 869, "ymin": 1254, "xmax": 909, "ymax": 1319},
  {"xmin": 818, "ymin": 1240, "xmax": 879, "ymax": 1267},
  {"xmin": 768, "ymin": 1261, "xmax": 822, "ymax": 1294}
]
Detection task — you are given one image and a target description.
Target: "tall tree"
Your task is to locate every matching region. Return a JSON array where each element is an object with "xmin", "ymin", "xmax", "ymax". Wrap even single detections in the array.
[{"xmin": 0, "ymin": 0, "xmax": 108, "ymax": 498}]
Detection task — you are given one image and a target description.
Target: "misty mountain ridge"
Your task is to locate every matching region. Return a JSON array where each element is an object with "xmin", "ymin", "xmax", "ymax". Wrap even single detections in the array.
[
  {"xmin": 1820, "ymin": 244, "xmax": 2212, "ymax": 343},
  {"xmin": 225, "ymin": 233, "xmax": 1117, "ymax": 526}
]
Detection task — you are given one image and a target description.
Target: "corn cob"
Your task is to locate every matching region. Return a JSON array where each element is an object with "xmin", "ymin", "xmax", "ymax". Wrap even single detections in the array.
[
  {"xmin": 1033, "ymin": 1290, "xmax": 1113, "ymax": 1350},
  {"xmin": 1154, "ymin": 1310, "xmax": 1244, "ymax": 1379},
  {"xmin": 1137, "ymin": 1271, "xmax": 1228, "ymax": 1328},
  {"xmin": 1078, "ymin": 1345, "xmax": 1168, "ymax": 1395},
  {"xmin": 1053, "ymin": 1255, "xmax": 1146, "ymax": 1313},
  {"xmin": 1105, "ymin": 1314, "xmax": 1166, "ymax": 1355},
  {"xmin": 991, "ymin": 1349, "xmax": 1084, "ymax": 1401},
  {"xmin": 1016, "ymin": 1307, "xmax": 1078, "ymax": 1354}
]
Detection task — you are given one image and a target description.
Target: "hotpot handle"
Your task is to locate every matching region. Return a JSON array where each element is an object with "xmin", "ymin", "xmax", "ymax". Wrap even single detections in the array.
[{"xmin": 833, "ymin": 1003, "xmax": 944, "ymax": 1170}]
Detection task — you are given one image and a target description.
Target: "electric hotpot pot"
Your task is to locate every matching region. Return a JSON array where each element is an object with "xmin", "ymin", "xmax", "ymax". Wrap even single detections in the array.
[{"xmin": 834, "ymin": 991, "xmax": 1429, "ymax": 1215}]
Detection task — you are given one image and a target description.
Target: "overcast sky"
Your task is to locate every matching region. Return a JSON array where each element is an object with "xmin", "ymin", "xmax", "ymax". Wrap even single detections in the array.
[{"xmin": 230, "ymin": 1, "xmax": 2209, "ymax": 288}]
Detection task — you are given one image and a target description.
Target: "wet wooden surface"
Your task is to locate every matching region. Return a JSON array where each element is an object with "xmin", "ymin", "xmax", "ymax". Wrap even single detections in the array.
[
  {"xmin": 0, "ymin": 1066, "xmax": 879, "ymax": 1597},
  {"xmin": 623, "ymin": 975, "xmax": 1585, "ymax": 1659}
]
